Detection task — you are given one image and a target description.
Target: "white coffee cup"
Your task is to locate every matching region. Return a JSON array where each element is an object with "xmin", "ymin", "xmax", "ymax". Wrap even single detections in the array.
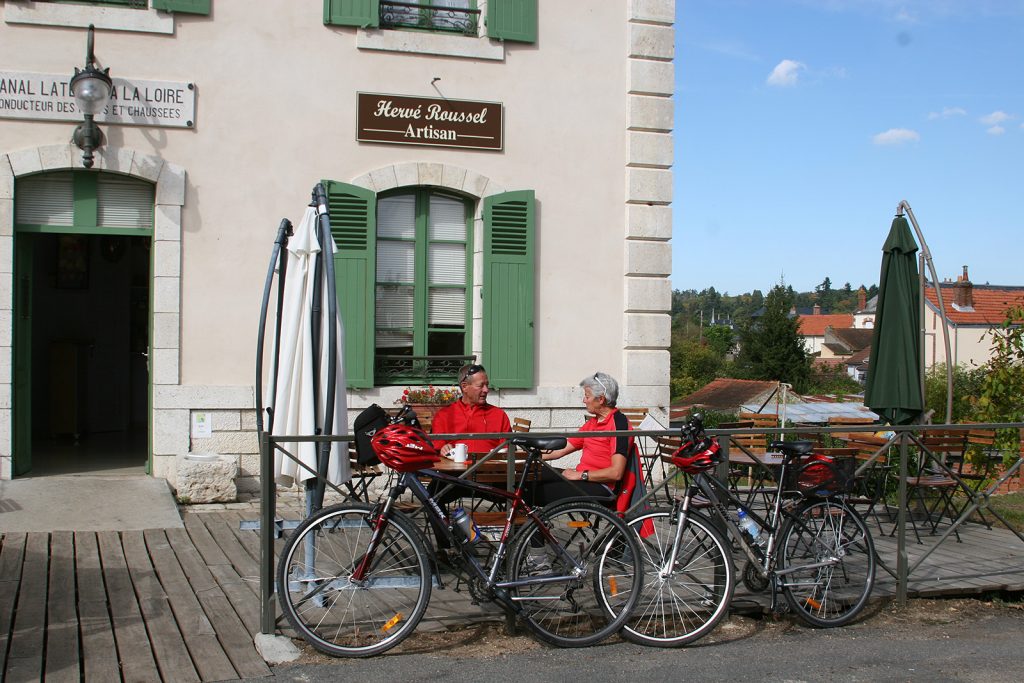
[{"xmin": 452, "ymin": 443, "xmax": 468, "ymax": 463}]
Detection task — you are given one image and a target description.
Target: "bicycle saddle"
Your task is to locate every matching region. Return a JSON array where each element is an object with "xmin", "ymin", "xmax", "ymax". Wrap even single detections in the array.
[
  {"xmin": 511, "ymin": 435, "xmax": 568, "ymax": 451},
  {"xmin": 768, "ymin": 440, "xmax": 814, "ymax": 456}
]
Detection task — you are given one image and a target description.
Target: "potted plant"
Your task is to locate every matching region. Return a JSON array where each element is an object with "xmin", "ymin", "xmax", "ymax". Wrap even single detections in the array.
[{"xmin": 397, "ymin": 385, "xmax": 460, "ymax": 429}]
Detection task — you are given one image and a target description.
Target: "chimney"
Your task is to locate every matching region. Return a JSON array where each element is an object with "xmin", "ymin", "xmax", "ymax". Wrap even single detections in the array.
[
  {"xmin": 857, "ymin": 287, "xmax": 866, "ymax": 311},
  {"xmin": 813, "ymin": 303, "xmax": 821, "ymax": 315},
  {"xmin": 954, "ymin": 265, "xmax": 973, "ymax": 309}
]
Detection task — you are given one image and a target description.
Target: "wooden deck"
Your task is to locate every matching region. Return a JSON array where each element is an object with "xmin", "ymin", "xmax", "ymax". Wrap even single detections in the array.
[
  {"xmin": 0, "ymin": 511, "xmax": 272, "ymax": 682},
  {"xmin": 2, "ymin": 506, "xmax": 1024, "ymax": 681}
]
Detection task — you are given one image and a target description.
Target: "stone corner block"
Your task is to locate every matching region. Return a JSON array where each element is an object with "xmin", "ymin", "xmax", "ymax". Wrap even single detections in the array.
[
  {"xmin": 174, "ymin": 453, "xmax": 238, "ymax": 504},
  {"xmin": 156, "ymin": 162, "xmax": 186, "ymax": 205},
  {"xmin": 7, "ymin": 148, "xmax": 42, "ymax": 177}
]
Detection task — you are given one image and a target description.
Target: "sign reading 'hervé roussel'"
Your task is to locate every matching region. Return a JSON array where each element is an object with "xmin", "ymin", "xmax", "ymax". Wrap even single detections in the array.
[{"xmin": 357, "ymin": 93, "xmax": 503, "ymax": 151}]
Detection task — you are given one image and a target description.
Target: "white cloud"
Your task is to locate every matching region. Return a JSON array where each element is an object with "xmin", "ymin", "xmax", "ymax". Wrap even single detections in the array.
[
  {"xmin": 766, "ymin": 59, "xmax": 806, "ymax": 87},
  {"xmin": 980, "ymin": 110, "xmax": 1012, "ymax": 126},
  {"xmin": 873, "ymin": 128, "xmax": 920, "ymax": 145},
  {"xmin": 927, "ymin": 107, "xmax": 967, "ymax": 120},
  {"xmin": 987, "ymin": 126, "xmax": 1006, "ymax": 135}
]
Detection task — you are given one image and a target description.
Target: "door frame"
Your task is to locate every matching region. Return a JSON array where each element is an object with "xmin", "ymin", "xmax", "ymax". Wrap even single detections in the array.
[
  {"xmin": 2, "ymin": 149, "xmax": 186, "ymax": 482},
  {"xmin": 13, "ymin": 218, "xmax": 154, "ymax": 477}
]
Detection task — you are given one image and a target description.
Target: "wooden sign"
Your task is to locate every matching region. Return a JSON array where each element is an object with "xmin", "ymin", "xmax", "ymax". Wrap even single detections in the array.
[{"xmin": 357, "ymin": 92, "xmax": 503, "ymax": 151}]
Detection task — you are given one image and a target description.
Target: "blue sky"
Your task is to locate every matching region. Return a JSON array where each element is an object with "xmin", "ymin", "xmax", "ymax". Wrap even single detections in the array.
[{"xmin": 673, "ymin": 0, "xmax": 1024, "ymax": 295}]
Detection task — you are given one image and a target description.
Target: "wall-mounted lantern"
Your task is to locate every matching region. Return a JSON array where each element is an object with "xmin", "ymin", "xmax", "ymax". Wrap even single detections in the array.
[{"xmin": 69, "ymin": 24, "xmax": 112, "ymax": 169}]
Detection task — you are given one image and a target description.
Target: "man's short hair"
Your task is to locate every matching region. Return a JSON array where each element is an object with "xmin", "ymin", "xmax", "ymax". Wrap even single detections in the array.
[{"xmin": 458, "ymin": 363, "xmax": 486, "ymax": 385}]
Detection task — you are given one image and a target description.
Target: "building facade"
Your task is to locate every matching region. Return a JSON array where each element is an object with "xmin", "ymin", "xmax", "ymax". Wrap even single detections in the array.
[{"xmin": 0, "ymin": 1, "xmax": 674, "ymax": 491}]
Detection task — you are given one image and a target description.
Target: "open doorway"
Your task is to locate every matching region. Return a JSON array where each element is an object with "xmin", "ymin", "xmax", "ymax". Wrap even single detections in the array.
[{"xmin": 24, "ymin": 232, "xmax": 151, "ymax": 476}]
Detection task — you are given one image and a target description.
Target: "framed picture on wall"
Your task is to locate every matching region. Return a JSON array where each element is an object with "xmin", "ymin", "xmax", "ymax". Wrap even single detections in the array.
[{"xmin": 56, "ymin": 234, "xmax": 90, "ymax": 290}]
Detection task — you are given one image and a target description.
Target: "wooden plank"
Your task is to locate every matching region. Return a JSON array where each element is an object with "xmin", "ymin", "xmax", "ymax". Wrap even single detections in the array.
[
  {"xmin": 121, "ymin": 530, "xmax": 200, "ymax": 683},
  {"xmin": 6, "ymin": 533, "xmax": 49, "ymax": 680},
  {"xmin": 165, "ymin": 528, "xmax": 271, "ymax": 679},
  {"xmin": 196, "ymin": 514, "xmax": 261, "ymax": 591},
  {"xmin": 182, "ymin": 512, "xmax": 231, "ymax": 566},
  {"xmin": 208, "ymin": 563, "xmax": 266, "ymax": 637},
  {"xmin": 45, "ymin": 531, "xmax": 80, "ymax": 683},
  {"xmin": 145, "ymin": 529, "xmax": 238, "ymax": 682},
  {"xmin": 74, "ymin": 532, "xmax": 121, "ymax": 683},
  {"xmin": 219, "ymin": 511, "xmax": 263, "ymax": 562},
  {"xmin": 0, "ymin": 533, "xmax": 27, "ymax": 678},
  {"xmin": 97, "ymin": 530, "xmax": 162, "ymax": 683}
]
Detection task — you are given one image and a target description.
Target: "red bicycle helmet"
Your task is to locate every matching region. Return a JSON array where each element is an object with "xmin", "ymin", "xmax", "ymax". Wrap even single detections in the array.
[
  {"xmin": 371, "ymin": 424, "xmax": 441, "ymax": 472},
  {"xmin": 672, "ymin": 437, "xmax": 721, "ymax": 474}
]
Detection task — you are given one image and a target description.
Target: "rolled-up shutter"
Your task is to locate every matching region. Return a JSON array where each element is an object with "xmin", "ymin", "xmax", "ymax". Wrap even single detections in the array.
[
  {"xmin": 483, "ymin": 190, "xmax": 535, "ymax": 388},
  {"xmin": 324, "ymin": 180, "xmax": 377, "ymax": 388}
]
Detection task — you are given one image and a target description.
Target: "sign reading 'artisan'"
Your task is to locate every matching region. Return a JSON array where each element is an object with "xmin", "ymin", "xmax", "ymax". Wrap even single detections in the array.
[{"xmin": 357, "ymin": 92, "xmax": 503, "ymax": 151}]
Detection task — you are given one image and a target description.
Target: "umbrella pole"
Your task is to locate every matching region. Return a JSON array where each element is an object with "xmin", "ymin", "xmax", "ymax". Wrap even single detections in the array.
[
  {"xmin": 312, "ymin": 183, "xmax": 340, "ymax": 512},
  {"xmin": 255, "ymin": 217, "xmax": 292, "ymax": 634},
  {"xmin": 897, "ymin": 201, "xmax": 953, "ymax": 422}
]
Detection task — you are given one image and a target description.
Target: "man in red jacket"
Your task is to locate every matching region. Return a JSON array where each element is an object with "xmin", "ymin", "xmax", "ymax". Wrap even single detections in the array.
[{"xmin": 431, "ymin": 363, "xmax": 511, "ymax": 455}]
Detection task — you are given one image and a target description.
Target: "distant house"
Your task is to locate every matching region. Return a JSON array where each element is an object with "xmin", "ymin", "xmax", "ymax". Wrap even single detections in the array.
[
  {"xmin": 670, "ymin": 378, "xmax": 781, "ymax": 422},
  {"xmin": 852, "ymin": 287, "xmax": 876, "ymax": 329},
  {"xmin": 819, "ymin": 326, "xmax": 874, "ymax": 367},
  {"xmin": 796, "ymin": 305, "xmax": 854, "ymax": 356},
  {"xmin": 924, "ymin": 266, "xmax": 1024, "ymax": 370}
]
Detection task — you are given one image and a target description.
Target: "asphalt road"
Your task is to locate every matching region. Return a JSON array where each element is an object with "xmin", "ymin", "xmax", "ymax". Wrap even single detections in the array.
[{"xmin": 256, "ymin": 598, "xmax": 1024, "ymax": 682}]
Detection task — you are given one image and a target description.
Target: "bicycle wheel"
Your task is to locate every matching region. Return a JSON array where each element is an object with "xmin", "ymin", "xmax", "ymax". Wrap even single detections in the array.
[
  {"xmin": 508, "ymin": 500, "xmax": 643, "ymax": 648},
  {"xmin": 619, "ymin": 509, "xmax": 734, "ymax": 647},
  {"xmin": 277, "ymin": 503, "xmax": 431, "ymax": 657},
  {"xmin": 778, "ymin": 499, "xmax": 875, "ymax": 628}
]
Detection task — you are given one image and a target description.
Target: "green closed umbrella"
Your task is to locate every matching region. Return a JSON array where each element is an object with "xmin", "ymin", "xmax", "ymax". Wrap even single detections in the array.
[{"xmin": 865, "ymin": 215, "xmax": 923, "ymax": 425}]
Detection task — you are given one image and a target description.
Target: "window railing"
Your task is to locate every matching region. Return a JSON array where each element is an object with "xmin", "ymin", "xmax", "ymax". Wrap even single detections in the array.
[
  {"xmin": 380, "ymin": 1, "xmax": 479, "ymax": 35},
  {"xmin": 375, "ymin": 354, "xmax": 475, "ymax": 384}
]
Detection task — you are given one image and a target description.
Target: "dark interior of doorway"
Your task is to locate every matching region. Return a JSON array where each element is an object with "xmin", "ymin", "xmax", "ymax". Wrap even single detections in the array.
[{"xmin": 29, "ymin": 233, "xmax": 150, "ymax": 476}]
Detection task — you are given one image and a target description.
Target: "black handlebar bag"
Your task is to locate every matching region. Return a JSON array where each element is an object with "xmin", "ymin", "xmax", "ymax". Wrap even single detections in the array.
[{"xmin": 353, "ymin": 404, "xmax": 389, "ymax": 465}]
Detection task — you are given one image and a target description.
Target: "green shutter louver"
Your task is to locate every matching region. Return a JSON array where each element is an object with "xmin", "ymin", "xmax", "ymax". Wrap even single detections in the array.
[
  {"xmin": 324, "ymin": 180, "xmax": 377, "ymax": 388},
  {"xmin": 487, "ymin": 0, "xmax": 536, "ymax": 43},
  {"xmin": 483, "ymin": 190, "xmax": 535, "ymax": 389},
  {"xmin": 324, "ymin": 0, "xmax": 380, "ymax": 27},
  {"xmin": 151, "ymin": 0, "xmax": 211, "ymax": 14}
]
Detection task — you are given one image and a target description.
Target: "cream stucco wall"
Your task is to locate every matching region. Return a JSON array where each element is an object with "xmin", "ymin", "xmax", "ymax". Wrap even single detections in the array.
[
  {"xmin": 0, "ymin": 1, "xmax": 674, "ymax": 485},
  {"xmin": 924, "ymin": 307, "xmax": 992, "ymax": 370}
]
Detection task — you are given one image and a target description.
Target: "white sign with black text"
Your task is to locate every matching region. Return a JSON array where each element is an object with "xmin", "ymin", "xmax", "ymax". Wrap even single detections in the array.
[{"xmin": 0, "ymin": 70, "xmax": 195, "ymax": 128}]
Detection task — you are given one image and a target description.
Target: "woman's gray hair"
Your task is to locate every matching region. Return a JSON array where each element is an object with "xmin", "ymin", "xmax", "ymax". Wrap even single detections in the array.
[{"xmin": 580, "ymin": 372, "xmax": 619, "ymax": 407}]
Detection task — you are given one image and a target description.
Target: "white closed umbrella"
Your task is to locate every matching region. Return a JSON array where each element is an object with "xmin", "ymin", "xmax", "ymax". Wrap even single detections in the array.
[{"xmin": 268, "ymin": 206, "xmax": 349, "ymax": 488}]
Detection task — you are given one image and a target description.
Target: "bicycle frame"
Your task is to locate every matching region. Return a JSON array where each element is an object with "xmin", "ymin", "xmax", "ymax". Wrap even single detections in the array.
[
  {"xmin": 671, "ymin": 455, "xmax": 840, "ymax": 586},
  {"xmin": 354, "ymin": 448, "xmax": 592, "ymax": 604}
]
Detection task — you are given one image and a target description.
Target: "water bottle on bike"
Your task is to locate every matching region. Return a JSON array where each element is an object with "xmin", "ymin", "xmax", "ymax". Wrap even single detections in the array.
[{"xmin": 737, "ymin": 509, "xmax": 766, "ymax": 548}]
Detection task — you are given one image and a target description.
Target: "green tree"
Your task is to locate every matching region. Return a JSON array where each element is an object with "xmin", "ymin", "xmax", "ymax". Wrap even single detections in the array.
[
  {"xmin": 805, "ymin": 364, "xmax": 863, "ymax": 395},
  {"xmin": 972, "ymin": 306, "xmax": 1024, "ymax": 458},
  {"xmin": 734, "ymin": 283, "xmax": 811, "ymax": 392},
  {"xmin": 923, "ymin": 363, "xmax": 987, "ymax": 424}
]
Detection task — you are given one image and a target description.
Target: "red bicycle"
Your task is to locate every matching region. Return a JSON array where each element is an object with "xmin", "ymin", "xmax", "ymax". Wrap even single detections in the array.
[{"xmin": 276, "ymin": 413, "xmax": 643, "ymax": 657}]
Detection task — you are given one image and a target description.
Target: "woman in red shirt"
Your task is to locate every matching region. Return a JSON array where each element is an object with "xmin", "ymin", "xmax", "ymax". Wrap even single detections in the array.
[{"xmin": 533, "ymin": 372, "xmax": 634, "ymax": 506}]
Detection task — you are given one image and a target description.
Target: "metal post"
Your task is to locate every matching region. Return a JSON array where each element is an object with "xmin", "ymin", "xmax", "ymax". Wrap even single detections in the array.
[
  {"xmin": 260, "ymin": 430, "xmax": 276, "ymax": 633},
  {"xmin": 505, "ymin": 438, "xmax": 517, "ymax": 635},
  {"xmin": 896, "ymin": 431, "xmax": 909, "ymax": 607}
]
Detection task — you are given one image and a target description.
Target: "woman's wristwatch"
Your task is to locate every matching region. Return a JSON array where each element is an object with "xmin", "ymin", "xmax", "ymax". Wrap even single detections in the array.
[{"xmin": 580, "ymin": 470, "xmax": 589, "ymax": 481}]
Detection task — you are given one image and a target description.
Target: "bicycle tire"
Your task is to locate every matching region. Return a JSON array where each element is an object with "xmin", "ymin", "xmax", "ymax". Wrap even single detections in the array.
[
  {"xmin": 277, "ymin": 503, "xmax": 431, "ymax": 657},
  {"xmin": 619, "ymin": 509, "xmax": 734, "ymax": 647},
  {"xmin": 778, "ymin": 499, "xmax": 875, "ymax": 628},
  {"xmin": 508, "ymin": 500, "xmax": 643, "ymax": 648}
]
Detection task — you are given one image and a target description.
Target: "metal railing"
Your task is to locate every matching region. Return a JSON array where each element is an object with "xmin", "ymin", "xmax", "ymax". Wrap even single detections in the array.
[
  {"xmin": 257, "ymin": 420, "xmax": 1024, "ymax": 633},
  {"xmin": 380, "ymin": 1, "xmax": 480, "ymax": 35}
]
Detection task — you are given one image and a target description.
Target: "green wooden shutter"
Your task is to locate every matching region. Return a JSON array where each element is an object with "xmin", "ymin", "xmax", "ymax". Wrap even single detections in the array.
[
  {"xmin": 487, "ymin": 0, "xmax": 536, "ymax": 43},
  {"xmin": 483, "ymin": 190, "xmax": 535, "ymax": 389},
  {"xmin": 324, "ymin": 180, "xmax": 377, "ymax": 388},
  {"xmin": 151, "ymin": 0, "xmax": 211, "ymax": 14},
  {"xmin": 324, "ymin": 0, "xmax": 380, "ymax": 27}
]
